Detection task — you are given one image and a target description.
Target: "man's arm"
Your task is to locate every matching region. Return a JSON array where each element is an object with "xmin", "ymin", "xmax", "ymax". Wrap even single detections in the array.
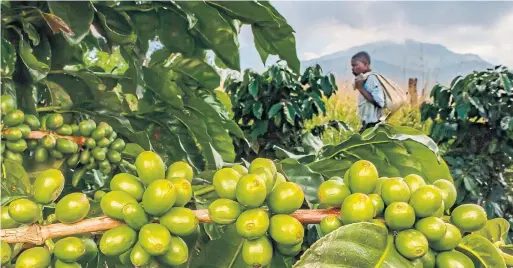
[{"xmin": 355, "ymin": 75, "xmax": 385, "ymax": 108}]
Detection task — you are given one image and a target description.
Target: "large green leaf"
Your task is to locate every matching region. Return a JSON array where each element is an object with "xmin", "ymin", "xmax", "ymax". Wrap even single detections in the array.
[
  {"xmin": 313, "ymin": 125, "xmax": 453, "ymax": 184},
  {"xmin": 48, "ymin": 1, "xmax": 94, "ymax": 44},
  {"xmin": 19, "ymin": 35, "xmax": 51, "ymax": 82},
  {"xmin": 208, "ymin": 1, "xmax": 300, "ymax": 73},
  {"xmin": 189, "ymin": 225, "xmax": 248, "ymax": 268},
  {"xmin": 44, "ymin": 79, "xmax": 73, "ymax": 109},
  {"xmin": 169, "ymin": 56, "xmax": 221, "ymax": 90},
  {"xmin": 179, "ymin": 1, "xmax": 240, "ymax": 70},
  {"xmin": 95, "ymin": 5, "xmax": 137, "ymax": 45},
  {"xmin": 157, "ymin": 9, "xmax": 196, "ymax": 56},
  {"xmin": 129, "ymin": 10, "xmax": 159, "ymax": 54},
  {"xmin": 1, "ymin": 38, "xmax": 16, "ymax": 77},
  {"xmin": 456, "ymin": 234, "xmax": 507, "ymax": 268},
  {"xmin": 65, "ymin": 71, "xmax": 123, "ymax": 111},
  {"xmin": 142, "ymin": 66, "xmax": 184, "ymax": 109},
  {"xmin": 294, "ymin": 222, "xmax": 416, "ymax": 267},
  {"xmin": 1, "ymin": 160, "xmax": 31, "ymax": 205},
  {"xmin": 45, "ymin": 74, "xmax": 94, "ymax": 106},
  {"xmin": 473, "ymin": 218, "xmax": 510, "ymax": 244}
]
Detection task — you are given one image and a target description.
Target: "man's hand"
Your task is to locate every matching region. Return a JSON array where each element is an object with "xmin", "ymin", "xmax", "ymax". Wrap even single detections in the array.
[{"xmin": 353, "ymin": 74, "xmax": 365, "ymax": 90}]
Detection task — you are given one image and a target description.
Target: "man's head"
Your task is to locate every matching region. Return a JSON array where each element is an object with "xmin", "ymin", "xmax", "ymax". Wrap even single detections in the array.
[{"xmin": 351, "ymin": 51, "xmax": 371, "ymax": 75}]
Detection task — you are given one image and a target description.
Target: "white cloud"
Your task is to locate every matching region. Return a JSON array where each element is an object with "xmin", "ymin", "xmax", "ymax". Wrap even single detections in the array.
[{"xmin": 298, "ymin": 11, "xmax": 513, "ymax": 67}]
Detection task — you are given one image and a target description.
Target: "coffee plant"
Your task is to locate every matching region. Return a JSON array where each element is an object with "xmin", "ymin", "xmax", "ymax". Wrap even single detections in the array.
[
  {"xmin": 225, "ymin": 63, "xmax": 338, "ymax": 160},
  {"xmin": 1, "ymin": 1, "xmax": 513, "ymax": 267},
  {"xmin": 420, "ymin": 65, "xmax": 513, "ymax": 239}
]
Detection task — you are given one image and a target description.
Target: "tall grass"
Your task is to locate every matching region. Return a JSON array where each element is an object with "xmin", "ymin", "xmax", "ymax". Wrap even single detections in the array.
[{"xmin": 306, "ymin": 90, "xmax": 432, "ymax": 145}]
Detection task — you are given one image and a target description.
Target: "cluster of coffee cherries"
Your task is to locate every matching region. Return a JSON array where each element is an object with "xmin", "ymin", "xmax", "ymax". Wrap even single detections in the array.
[
  {"xmin": 316, "ymin": 160, "xmax": 487, "ymax": 267},
  {"xmin": 208, "ymin": 158, "xmax": 306, "ymax": 267}
]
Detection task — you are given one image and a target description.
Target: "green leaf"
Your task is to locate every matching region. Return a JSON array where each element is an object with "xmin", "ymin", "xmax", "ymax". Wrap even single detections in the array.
[
  {"xmin": 188, "ymin": 106, "xmax": 236, "ymax": 163},
  {"xmin": 252, "ymin": 102, "xmax": 263, "ymax": 119},
  {"xmin": 268, "ymin": 103, "xmax": 282, "ymax": 118},
  {"xmin": 48, "ymin": 34, "xmax": 80, "ymax": 69},
  {"xmin": 308, "ymin": 158, "xmax": 353, "ymax": 179},
  {"xmin": 44, "ymin": 79, "xmax": 73, "ymax": 109},
  {"xmin": 214, "ymin": 90, "xmax": 234, "ymax": 119},
  {"xmin": 316, "ymin": 125, "xmax": 453, "ymax": 184},
  {"xmin": 473, "ymin": 218, "xmax": 510, "ymax": 244},
  {"xmin": 179, "ymin": 1, "xmax": 240, "ymax": 70},
  {"xmin": 172, "ymin": 108, "xmax": 222, "ymax": 170},
  {"xmin": 1, "ymin": 38, "xmax": 16, "ymax": 77},
  {"xmin": 189, "ymin": 225, "xmax": 248, "ymax": 268},
  {"xmin": 284, "ymin": 102, "xmax": 296, "ymax": 125},
  {"xmin": 95, "ymin": 5, "xmax": 137, "ymax": 45},
  {"xmin": 1, "ymin": 159, "xmax": 31, "ymax": 205},
  {"xmin": 294, "ymin": 222, "xmax": 416, "ymax": 267},
  {"xmin": 119, "ymin": 47, "xmax": 144, "ymax": 96},
  {"xmin": 456, "ymin": 234, "xmax": 507, "ymax": 268},
  {"xmin": 19, "ymin": 35, "xmax": 51, "ymax": 82},
  {"xmin": 45, "ymin": 74, "xmax": 94, "ymax": 106},
  {"xmin": 280, "ymin": 158, "xmax": 324, "ymax": 206},
  {"xmin": 248, "ymin": 78, "xmax": 259, "ymax": 99},
  {"xmin": 48, "ymin": 1, "xmax": 94, "ymax": 44},
  {"xmin": 129, "ymin": 10, "xmax": 159, "ymax": 54},
  {"xmin": 208, "ymin": 1, "xmax": 300, "ymax": 73},
  {"xmin": 65, "ymin": 71, "xmax": 123, "ymax": 111},
  {"xmin": 157, "ymin": 9, "xmax": 196, "ymax": 56},
  {"xmin": 121, "ymin": 143, "xmax": 145, "ymax": 159},
  {"xmin": 15, "ymin": 83, "xmax": 38, "ymax": 116},
  {"xmin": 252, "ymin": 24, "xmax": 299, "ymax": 74},
  {"xmin": 21, "ymin": 19, "xmax": 39, "ymax": 46},
  {"xmin": 142, "ymin": 66, "xmax": 184, "ymax": 109},
  {"xmin": 251, "ymin": 120, "xmax": 268, "ymax": 139},
  {"xmin": 169, "ymin": 56, "xmax": 221, "ymax": 90}
]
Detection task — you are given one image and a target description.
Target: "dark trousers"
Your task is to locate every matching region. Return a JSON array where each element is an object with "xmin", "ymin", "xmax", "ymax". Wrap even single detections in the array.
[{"xmin": 359, "ymin": 121, "xmax": 378, "ymax": 134}]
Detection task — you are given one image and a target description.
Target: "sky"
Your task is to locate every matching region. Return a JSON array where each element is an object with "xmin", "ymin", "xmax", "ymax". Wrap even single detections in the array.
[{"xmin": 238, "ymin": 1, "xmax": 513, "ymax": 67}]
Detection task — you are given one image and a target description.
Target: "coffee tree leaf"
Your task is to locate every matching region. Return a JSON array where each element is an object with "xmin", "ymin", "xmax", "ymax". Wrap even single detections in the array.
[
  {"xmin": 456, "ymin": 233, "xmax": 507, "ymax": 268},
  {"xmin": 179, "ymin": 1, "xmax": 240, "ymax": 70},
  {"xmin": 48, "ymin": 1, "xmax": 94, "ymax": 44},
  {"xmin": 473, "ymin": 218, "xmax": 510, "ymax": 243},
  {"xmin": 1, "ymin": 38, "xmax": 16, "ymax": 78},
  {"xmin": 293, "ymin": 222, "xmax": 416, "ymax": 268}
]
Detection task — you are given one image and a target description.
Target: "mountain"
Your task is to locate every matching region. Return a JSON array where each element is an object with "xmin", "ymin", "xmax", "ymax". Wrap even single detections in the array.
[
  {"xmin": 238, "ymin": 39, "xmax": 494, "ymax": 95},
  {"xmin": 300, "ymin": 40, "xmax": 494, "ymax": 94}
]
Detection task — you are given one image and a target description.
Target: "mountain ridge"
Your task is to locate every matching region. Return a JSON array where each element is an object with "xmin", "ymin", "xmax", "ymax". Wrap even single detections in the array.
[{"xmin": 299, "ymin": 39, "xmax": 494, "ymax": 93}]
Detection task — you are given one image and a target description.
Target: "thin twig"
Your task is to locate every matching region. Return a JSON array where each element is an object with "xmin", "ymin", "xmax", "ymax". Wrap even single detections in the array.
[{"xmin": 1, "ymin": 209, "xmax": 341, "ymax": 245}]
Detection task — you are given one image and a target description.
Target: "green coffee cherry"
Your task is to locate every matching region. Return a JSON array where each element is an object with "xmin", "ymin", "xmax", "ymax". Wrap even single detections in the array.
[
  {"xmin": 67, "ymin": 153, "xmax": 80, "ymax": 167},
  {"xmin": 71, "ymin": 124, "xmax": 80, "ymax": 136},
  {"xmin": 46, "ymin": 113, "xmax": 64, "ymax": 130},
  {"xmin": 56, "ymin": 124, "xmax": 73, "ymax": 135},
  {"xmin": 24, "ymin": 114, "xmax": 41, "ymax": 129},
  {"xmin": 91, "ymin": 128, "xmax": 106, "ymax": 141},
  {"xmin": 4, "ymin": 128, "xmax": 22, "ymax": 141},
  {"xmin": 34, "ymin": 147, "xmax": 49, "ymax": 163},
  {"xmin": 50, "ymin": 149, "xmax": 64, "ymax": 159},
  {"xmin": 110, "ymin": 138, "xmax": 126, "ymax": 152},
  {"xmin": 86, "ymin": 138, "xmax": 96, "ymax": 149},
  {"xmin": 79, "ymin": 120, "xmax": 96, "ymax": 137},
  {"xmin": 107, "ymin": 150, "xmax": 121, "ymax": 163},
  {"xmin": 3, "ymin": 110, "xmax": 25, "ymax": 127},
  {"xmin": 27, "ymin": 140, "xmax": 38, "ymax": 149},
  {"xmin": 92, "ymin": 147, "xmax": 106, "ymax": 161},
  {"xmin": 56, "ymin": 138, "xmax": 79, "ymax": 154},
  {"xmin": 6, "ymin": 139, "xmax": 27, "ymax": 153},
  {"xmin": 41, "ymin": 135, "xmax": 56, "ymax": 149},
  {"xmin": 17, "ymin": 124, "xmax": 31, "ymax": 138},
  {"xmin": 80, "ymin": 150, "xmax": 91, "ymax": 164},
  {"xmin": 97, "ymin": 137, "xmax": 110, "ymax": 148}
]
